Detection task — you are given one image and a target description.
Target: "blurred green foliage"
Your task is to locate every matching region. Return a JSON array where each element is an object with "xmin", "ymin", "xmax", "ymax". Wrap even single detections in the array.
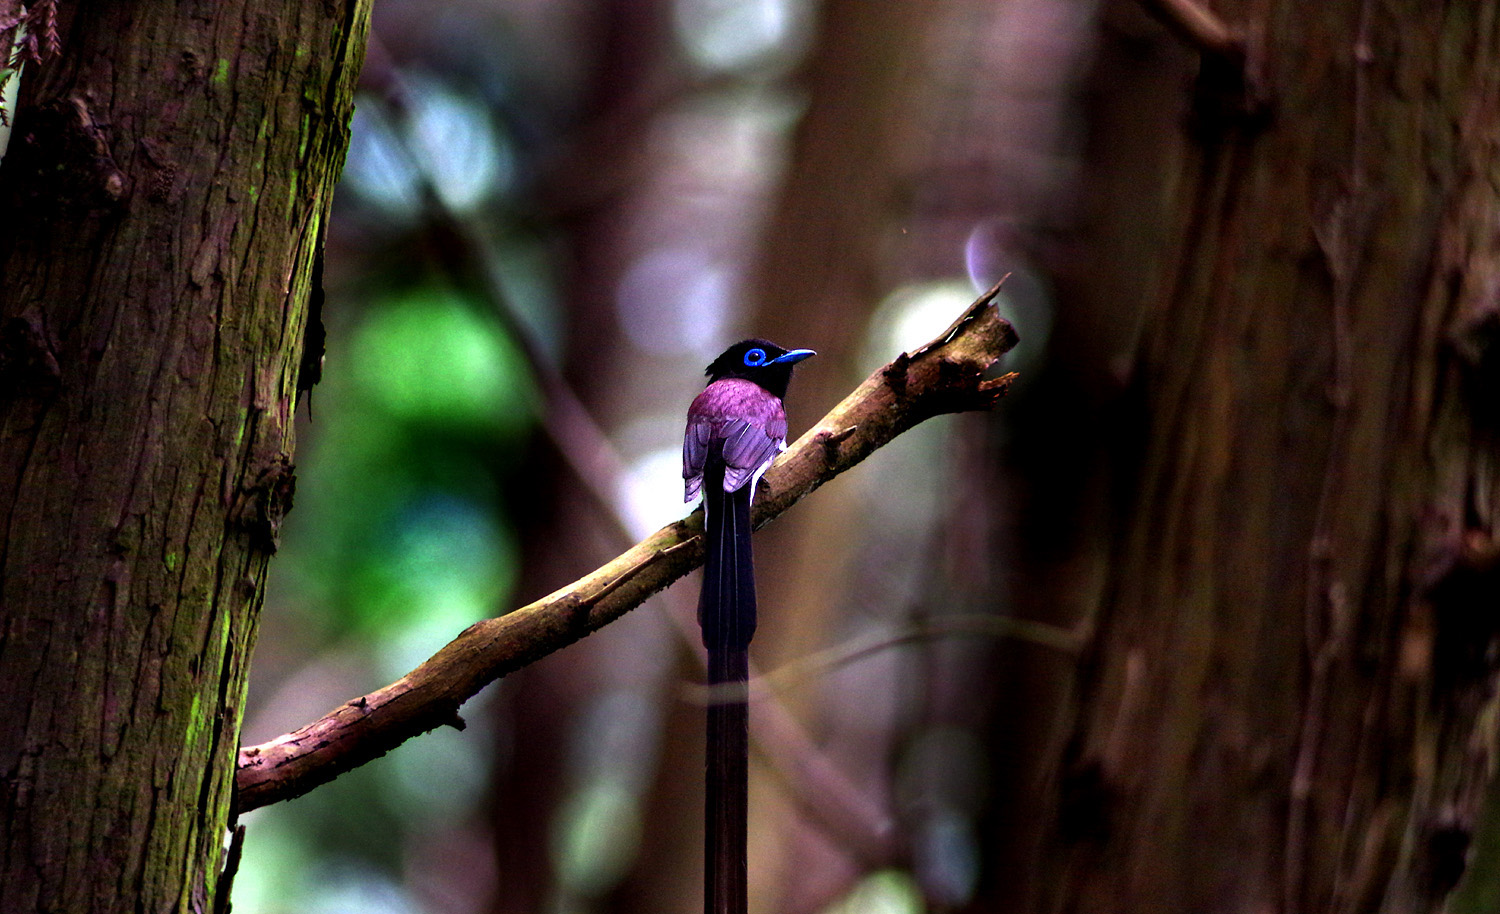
[
  {"xmin": 242, "ymin": 285, "xmax": 537, "ymax": 913},
  {"xmin": 279, "ymin": 288, "xmax": 532, "ymax": 648}
]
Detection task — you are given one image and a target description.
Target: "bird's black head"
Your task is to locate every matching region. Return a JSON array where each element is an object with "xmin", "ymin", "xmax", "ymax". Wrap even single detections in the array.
[{"xmin": 705, "ymin": 339, "xmax": 816, "ymax": 399}]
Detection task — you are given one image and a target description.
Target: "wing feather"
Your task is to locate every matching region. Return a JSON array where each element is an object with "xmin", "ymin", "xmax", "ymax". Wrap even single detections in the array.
[
  {"xmin": 719, "ymin": 420, "xmax": 782, "ymax": 492},
  {"xmin": 684, "ymin": 378, "xmax": 790, "ymax": 500},
  {"xmin": 683, "ymin": 417, "xmax": 714, "ymax": 501}
]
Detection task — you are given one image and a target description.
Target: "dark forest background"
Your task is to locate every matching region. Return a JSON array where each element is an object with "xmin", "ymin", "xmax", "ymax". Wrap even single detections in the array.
[{"xmin": 4, "ymin": 1, "xmax": 1498, "ymax": 913}]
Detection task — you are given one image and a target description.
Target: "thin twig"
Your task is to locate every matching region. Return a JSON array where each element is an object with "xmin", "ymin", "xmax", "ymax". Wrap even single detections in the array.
[
  {"xmin": 661, "ymin": 579, "xmax": 899, "ymax": 865},
  {"xmin": 686, "ymin": 611, "xmax": 1079, "ymax": 867},
  {"xmin": 689, "ymin": 613, "xmax": 1081, "ymax": 708}
]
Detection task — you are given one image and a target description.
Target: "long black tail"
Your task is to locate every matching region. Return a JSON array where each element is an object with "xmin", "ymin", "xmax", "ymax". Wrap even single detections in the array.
[{"xmin": 700, "ymin": 455, "xmax": 754, "ymax": 914}]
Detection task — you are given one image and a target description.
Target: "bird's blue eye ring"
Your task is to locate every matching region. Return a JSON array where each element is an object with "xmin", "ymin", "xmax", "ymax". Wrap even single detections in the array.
[{"xmin": 743, "ymin": 347, "xmax": 767, "ymax": 367}]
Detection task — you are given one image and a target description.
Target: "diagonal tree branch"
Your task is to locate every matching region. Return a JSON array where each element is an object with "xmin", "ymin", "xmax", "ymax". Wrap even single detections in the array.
[{"xmin": 234, "ymin": 283, "xmax": 1019, "ymax": 813}]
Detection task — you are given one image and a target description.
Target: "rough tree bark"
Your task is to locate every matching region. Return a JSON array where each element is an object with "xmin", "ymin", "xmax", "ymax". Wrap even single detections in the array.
[
  {"xmin": 1019, "ymin": 2, "xmax": 1500, "ymax": 912},
  {"xmin": 0, "ymin": 3, "xmax": 369, "ymax": 911}
]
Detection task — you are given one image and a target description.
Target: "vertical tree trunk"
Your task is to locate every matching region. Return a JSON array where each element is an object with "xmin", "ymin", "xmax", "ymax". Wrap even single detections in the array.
[
  {"xmin": 0, "ymin": 3, "xmax": 369, "ymax": 911},
  {"xmin": 1029, "ymin": 2, "xmax": 1500, "ymax": 912}
]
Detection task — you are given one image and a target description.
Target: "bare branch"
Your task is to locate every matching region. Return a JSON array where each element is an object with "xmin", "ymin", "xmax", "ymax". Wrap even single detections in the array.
[
  {"xmin": 1136, "ymin": 0, "xmax": 1242, "ymax": 62},
  {"xmin": 234, "ymin": 282, "xmax": 1019, "ymax": 813}
]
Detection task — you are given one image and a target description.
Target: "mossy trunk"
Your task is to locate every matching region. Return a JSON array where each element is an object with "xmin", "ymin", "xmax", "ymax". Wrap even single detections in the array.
[
  {"xmin": 1024, "ymin": 2, "xmax": 1500, "ymax": 912},
  {"xmin": 0, "ymin": 2, "xmax": 369, "ymax": 911}
]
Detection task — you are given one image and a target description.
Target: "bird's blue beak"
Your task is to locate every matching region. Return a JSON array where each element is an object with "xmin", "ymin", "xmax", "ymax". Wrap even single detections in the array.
[{"xmin": 769, "ymin": 348, "xmax": 816, "ymax": 365}]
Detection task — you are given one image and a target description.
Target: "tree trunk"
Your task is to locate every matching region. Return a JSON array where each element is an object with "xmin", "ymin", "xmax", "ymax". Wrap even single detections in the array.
[
  {"xmin": 1026, "ymin": 2, "xmax": 1500, "ymax": 912},
  {"xmin": 0, "ymin": 3, "xmax": 369, "ymax": 911}
]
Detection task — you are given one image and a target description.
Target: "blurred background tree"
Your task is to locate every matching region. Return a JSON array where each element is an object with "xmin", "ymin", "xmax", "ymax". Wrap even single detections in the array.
[{"xmin": 231, "ymin": 2, "xmax": 1500, "ymax": 914}]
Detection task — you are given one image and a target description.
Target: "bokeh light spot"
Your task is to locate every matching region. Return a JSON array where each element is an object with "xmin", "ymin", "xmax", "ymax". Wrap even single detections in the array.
[{"xmin": 351, "ymin": 291, "xmax": 533, "ymax": 431}]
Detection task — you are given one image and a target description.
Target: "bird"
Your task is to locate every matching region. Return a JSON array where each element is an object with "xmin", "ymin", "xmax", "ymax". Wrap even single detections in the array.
[{"xmin": 683, "ymin": 339, "xmax": 814, "ymax": 914}]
